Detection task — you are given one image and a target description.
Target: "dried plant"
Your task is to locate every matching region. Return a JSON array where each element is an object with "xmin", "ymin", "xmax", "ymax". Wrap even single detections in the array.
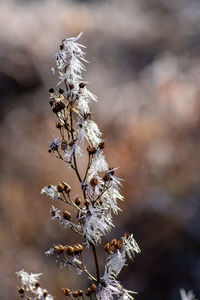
[{"xmin": 16, "ymin": 33, "xmax": 141, "ymax": 300}]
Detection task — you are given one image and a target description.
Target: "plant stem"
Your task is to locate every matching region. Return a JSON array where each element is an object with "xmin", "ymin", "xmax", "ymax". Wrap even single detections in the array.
[{"xmin": 91, "ymin": 243, "xmax": 101, "ymax": 283}]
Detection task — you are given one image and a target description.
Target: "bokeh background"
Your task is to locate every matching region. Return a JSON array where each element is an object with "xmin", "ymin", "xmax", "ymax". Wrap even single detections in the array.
[{"xmin": 1, "ymin": 0, "xmax": 200, "ymax": 299}]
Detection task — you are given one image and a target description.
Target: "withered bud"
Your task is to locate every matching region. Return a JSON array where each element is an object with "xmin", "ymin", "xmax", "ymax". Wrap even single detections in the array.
[
  {"xmin": 43, "ymin": 290, "xmax": 48, "ymax": 297},
  {"xmin": 35, "ymin": 280, "xmax": 40, "ymax": 288},
  {"xmin": 60, "ymin": 44, "xmax": 64, "ymax": 50},
  {"xmin": 116, "ymin": 239, "xmax": 123, "ymax": 250},
  {"xmin": 74, "ymin": 196, "xmax": 81, "ymax": 206},
  {"xmin": 98, "ymin": 198, "xmax": 103, "ymax": 205},
  {"xmin": 63, "ymin": 211, "xmax": 71, "ymax": 220},
  {"xmin": 85, "ymin": 288, "xmax": 92, "ymax": 296},
  {"xmin": 87, "ymin": 146, "xmax": 97, "ymax": 155},
  {"xmin": 65, "ymin": 246, "xmax": 74, "ymax": 256},
  {"xmin": 57, "ymin": 183, "xmax": 65, "ymax": 192},
  {"xmin": 90, "ymin": 177, "xmax": 98, "ymax": 187},
  {"xmin": 49, "ymin": 88, "xmax": 54, "ymax": 93},
  {"xmin": 72, "ymin": 291, "xmax": 79, "ymax": 298},
  {"xmin": 59, "ymin": 88, "xmax": 64, "ymax": 94},
  {"xmin": 79, "ymin": 82, "xmax": 85, "ymax": 88},
  {"xmin": 98, "ymin": 141, "xmax": 105, "ymax": 149},
  {"xmin": 104, "ymin": 243, "xmax": 111, "ymax": 253},
  {"xmin": 62, "ymin": 181, "xmax": 71, "ymax": 193},
  {"xmin": 54, "ymin": 244, "xmax": 64, "ymax": 255},
  {"xmin": 69, "ymin": 83, "xmax": 74, "ymax": 90},
  {"xmin": 63, "ymin": 288, "xmax": 70, "ymax": 296},
  {"xmin": 78, "ymin": 290, "xmax": 83, "ymax": 296},
  {"xmin": 56, "ymin": 122, "xmax": 62, "ymax": 129},
  {"xmin": 91, "ymin": 283, "xmax": 97, "ymax": 293},
  {"xmin": 18, "ymin": 287, "xmax": 24, "ymax": 295}
]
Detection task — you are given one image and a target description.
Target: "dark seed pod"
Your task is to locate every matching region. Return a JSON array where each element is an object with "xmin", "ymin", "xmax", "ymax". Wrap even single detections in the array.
[
  {"xmin": 74, "ymin": 196, "xmax": 81, "ymax": 206},
  {"xmin": 124, "ymin": 232, "xmax": 130, "ymax": 239},
  {"xmin": 54, "ymin": 244, "xmax": 64, "ymax": 255},
  {"xmin": 104, "ymin": 243, "xmax": 111, "ymax": 253},
  {"xmin": 49, "ymin": 100, "xmax": 54, "ymax": 107},
  {"xmin": 72, "ymin": 291, "xmax": 79, "ymax": 298},
  {"xmin": 43, "ymin": 289, "xmax": 48, "ymax": 297},
  {"xmin": 63, "ymin": 288, "xmax": 70, "ymax": 296},
  {"xmin": 91, "ymin": 283, "xmax": 97, "ymax": 293},
  {"xmin": 98, "ymin": 141, "xmax": 105, "ymax": 149},
  {"xmin": 116, "ymin": 239, "xmax": 123, "ymax": 250},
  {"xmin": 103, "ymin": 173, "xmax": 109, "ymax": 182},
  {"xmin": 57, "ymin": 183, "xmax": 65, "ymax": 192},
  {"xmin": 79, "ymin": 82, "xmax": 85, "ymax": 88},
  {"xmin": 59, "ymin": 88, "xmax": 64, "ymax": 94},
  {"xmin": 18, "ymin": 287, "xmax": 24, "ymax": 295},
  {"xmin": 69, "ymin": 83, "xmax": 74, "ymax": 90},
  {"xmin": 35, "ymin": 280, "xmax": 40, "ymax": 288},
  {"xmin": 85, "ymin": 287, "xmax": 92, "ymax": 296},
  {"xmin": 65, "ymin": 246, "xmax": 74, "ymax": 256},
  {"xmin": 56, "ymin": 122, "xmax": 62, "ymax": 129},
  {"xmin": 78, "ymin": 290, "xmax": 83, "ymax": 296},
  {"xmin": 87, "ymin": 146, "xmax": 97, "ymax": 155},
  {"xmin": 49, "ymin": 88, "xmax": 54, "ymax": 93},
  {"xmin": 63, "ymin": 211, "xmax": 71, "ymax": 220},
  {"xmin": 62, "ymin": 181, "xmax": 71, "ymax": 193},
  {"xmin": 90, "ymin": 177, "xmax": 98, "ymax": 187}
]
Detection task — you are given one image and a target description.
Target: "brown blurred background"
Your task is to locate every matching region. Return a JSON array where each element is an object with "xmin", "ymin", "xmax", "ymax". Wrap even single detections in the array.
[{"xmin": 1, "ymin": 0, "xmax": 200, "ymax": 299}]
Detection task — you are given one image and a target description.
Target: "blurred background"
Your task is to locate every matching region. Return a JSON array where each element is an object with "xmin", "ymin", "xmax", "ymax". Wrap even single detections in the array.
[{"xmin": 1, "ymin": 0, "xmax": 200, "ymax": 299}]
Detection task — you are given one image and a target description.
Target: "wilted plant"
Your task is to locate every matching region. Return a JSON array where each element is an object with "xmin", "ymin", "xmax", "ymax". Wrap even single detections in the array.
[{"xmin": 16, "ymin": 33, "xmax": 141, "ymax": 300}]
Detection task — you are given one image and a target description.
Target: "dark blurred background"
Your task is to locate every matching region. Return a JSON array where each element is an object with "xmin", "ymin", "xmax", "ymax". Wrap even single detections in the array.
[{"xmin": 1, "ymin": 0, "xmax": 200, "ymax": 299}]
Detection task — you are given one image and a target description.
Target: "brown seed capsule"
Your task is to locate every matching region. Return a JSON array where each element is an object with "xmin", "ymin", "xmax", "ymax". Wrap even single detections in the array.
[
  {"xmin": 49, "ymin": 88, "xmax": 54, "ymax": 93},
  {"xmin": 87, "ymin": 146, "xmax": 97, "ymax": 155},
  {"xmin": 63, "ymin": 211, "xmax": 71, "ymax": 220},
  {"xmin": 61, "ymin": 140, "xmax": 67, "ymax": 151},
  {"xmin": 65, "ymin": 246, "xmax": 74, "ymax": 256},
  {"xmin": 69, "ymin": 83, "xmax": 74, "ymax": 90},
  {"xmin": 63, "ymin": 288, "xmax": 70, "ymax": 296},
  {"xmin": 77, "ymin": 243, "xmax": 83, "ymax": 252},
  {"xmin": 104, "ymin": 243, "xmax": 111, "ymax": 253},
  {"xmin": 84, "ymin": 199, "xmax": 90, "ymax": 207},
  {"xmin": 54, "ymin": 244, "xmax": 64, "ymax": 255},
  {"xmin": 91, "ymin": 283, "xmax": 97, "ymax": 293},
  {"xmin": 116, "ymin": 239, "xmax": 123, "ymax": 250},
  {"xmin": 74, "ymin": 196, "xmax": 81, "ymax": 206},
  {"xmin": 110, "ymin": 243, "xmax": 116, "ymax": 253},
  {"xmin": 73, "ymin": 245, "xmax": 81, "ymax": 255},
  {"xmin": 110, "ymin": 238, "xmax": 117, "ymax": 247},
  {"xmin": 79, "ymin": 82, "xmax": 85, "ymax": 88},
  {"xmin": 62, "ymin": 182, "xmax": 71, "ymax": 193},
  {"xmin": 78, "ymin": 290, "xmax": 83, "ymax": 296},
  {"xmin": 57, "ymin": 183, "xmax": 65, "ymax": 192},
  {"xmin": 35, "ymin": 280, "xmax": 40, "ymax": 288},
  {"xmin": 18, "ymin": 287, "xmax": 24, "ymax": 294},
  {"xmin": 98, "ymin": 198, "xmax": 103, "ymax": 205},
  {"xmin": 103, "ymin": 173, "xmax": 109, "ymax": 182},
  {"xmin": 43, "ymin": 289, "xmax": 48, "ymax": 297},
  {"xmin": 56, "ymin": 122, "xmax": 62, "ymax": 129},
  {"xmin": 90, "ymin": 177, "xmax": 98, "ymax": 187},
  {"xmin": 72, "ymin": 291, "xmax": 79, "ymax": 297},
  {"xmin": 85, "ymin": 287, "xmax": 92, "ymax": 296},
  {"xmin": 124, "ymin": 232, "xmax": 130, "ymax": 239},
  {"xmin": 98, "ymin": 141, "xmax": 105, "ymax": 149}
]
